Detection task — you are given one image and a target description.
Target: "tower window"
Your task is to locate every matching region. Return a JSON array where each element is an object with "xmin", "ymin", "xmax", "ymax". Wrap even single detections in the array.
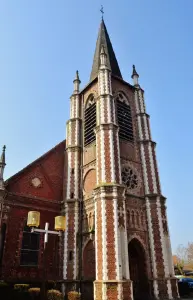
[
  {"xmin": 116, "ymin": 92, "xmax": 134, "ymax": 142},
  {"xmin": 69, "ymin": 250, "xmax": 73, "ymax": 261},
  {"xmin": 84, "ymin": 95, "xmax": 96, "ymax": 146},
  {"xmin": 20, "ymin": 222, "xmax": 40, "ymax": 266}
]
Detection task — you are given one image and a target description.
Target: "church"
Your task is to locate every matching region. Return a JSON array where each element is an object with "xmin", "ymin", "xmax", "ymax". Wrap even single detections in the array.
[{"xmin": 0, "ymin": 18, "xmax": 179, "ymax": 300}]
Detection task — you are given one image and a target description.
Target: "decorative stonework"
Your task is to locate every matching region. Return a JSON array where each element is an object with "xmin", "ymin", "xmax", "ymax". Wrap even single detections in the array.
[
  {"xmin": 85, "ymin": 94, "xmax": 96, "ymax": 109},
  {"xmin": 121, "ymin": 162, "xmax": 141, "ymax": 194},
  {"xmin": 31, "ymin": 177, "xmax": 42, "ymax": 188},
  {"xmin": 115, "ymin": 91, "xmax": 130, "ymax": 105},
  {"xmin": 83, "ymin": 169, "xmax": 96, "ymax": 193}
]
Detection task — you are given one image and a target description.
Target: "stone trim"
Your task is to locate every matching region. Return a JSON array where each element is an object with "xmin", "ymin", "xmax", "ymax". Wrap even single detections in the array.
[
  {"xmin": 146, "ymin": 198, "xmax": 158, "ymax": 298},
  {"xmin": 109, "ymin": 129, "xmax": 115, "ymax": 182},
  {"xmin": 73, "ymin": 200, "xmax": 79, "ymax": 279},
  {"xmin": 101, "ymin": 198, "xmax": 108, "ymax": 280},
  {"xmin": 113, "ymin": 199, "xmax": 121, "ymax": 280},
  {"xmin": 63, "ymin": 203, "xmax": 69, "ymax": 279}
]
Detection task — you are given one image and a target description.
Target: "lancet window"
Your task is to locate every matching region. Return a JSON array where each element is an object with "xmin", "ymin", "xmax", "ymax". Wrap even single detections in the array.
[
  {"xmin": 84, "ymin": 94, "xmax": 96, "ymax": 146},
  {"xmin": 115, "ymin": 92, "xmax": 134, "ymax": 142}
]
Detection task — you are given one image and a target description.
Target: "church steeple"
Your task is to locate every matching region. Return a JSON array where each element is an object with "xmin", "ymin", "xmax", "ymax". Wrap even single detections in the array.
[{"xmin": 90, "ymin": 19, "xmax": 122, "ymax": 82}]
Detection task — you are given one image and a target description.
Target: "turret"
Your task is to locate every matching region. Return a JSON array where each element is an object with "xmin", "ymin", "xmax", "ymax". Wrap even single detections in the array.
[
  {"xmin": 0, "ymin": 145, "xmax": 6, "ymax": 190},
  {"xmin": 131, "ymin": 64, "xmax": 139, "ymax": 86},
  {"xmin": 73, "ymin": 70, "xmax": 81, "ymax": 94}
]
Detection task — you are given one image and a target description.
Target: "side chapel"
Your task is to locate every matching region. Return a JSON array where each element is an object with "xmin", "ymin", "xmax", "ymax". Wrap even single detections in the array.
[{"xmin": 0, "ymin": 18, "xmax": 179, "ymax": 300}]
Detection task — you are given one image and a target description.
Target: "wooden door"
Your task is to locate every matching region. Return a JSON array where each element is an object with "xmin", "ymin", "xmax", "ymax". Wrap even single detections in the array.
[{"xmin": 128, "ymin": 239, "xmax": 149, "ymax": 300}]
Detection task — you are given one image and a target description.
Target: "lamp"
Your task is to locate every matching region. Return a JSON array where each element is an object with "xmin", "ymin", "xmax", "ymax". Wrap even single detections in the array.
[
  {"xmin": 27, "ymin": 211, "xmax": 40, "ymax": 227},
  {"xmin": 55, "ymin": 216, "xmax": 66, "ymax": 231}
]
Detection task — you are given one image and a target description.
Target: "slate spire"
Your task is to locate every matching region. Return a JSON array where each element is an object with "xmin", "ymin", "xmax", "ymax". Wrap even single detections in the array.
[{"xmin": 90, "ymin": 19, "xmax": 122, "ymax": 81}]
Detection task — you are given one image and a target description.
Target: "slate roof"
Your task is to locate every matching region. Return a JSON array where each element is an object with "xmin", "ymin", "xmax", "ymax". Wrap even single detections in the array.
[{"xmin": 90, "ymin": 19, "xmax": 122, "ymax": 82}]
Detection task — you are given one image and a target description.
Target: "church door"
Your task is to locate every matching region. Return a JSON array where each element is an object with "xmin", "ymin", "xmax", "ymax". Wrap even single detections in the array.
[
  {"xmin": 82, "ymin": 240, "xmax": 95, "ymax": 300},
  {"xmin": 128, "ymin": 239, "xmax": 150, "ymax": 300}
]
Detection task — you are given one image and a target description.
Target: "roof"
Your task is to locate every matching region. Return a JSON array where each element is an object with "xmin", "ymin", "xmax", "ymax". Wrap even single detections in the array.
[
  {"xmin": 90, "ymin": 19, "xmax": 122, "ymax": 82},
  {"xmin": 5, "ymin": 140, "xmax": 66, "ymax": 185}
]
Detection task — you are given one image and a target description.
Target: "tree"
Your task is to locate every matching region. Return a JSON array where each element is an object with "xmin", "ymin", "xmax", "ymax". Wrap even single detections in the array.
[
  {"xmin": 174, "ymin": 243, "xmax": 193, "ymax": 274},
  {"xmin": 186, "ymin": 242, "xmax": 193, "ymax": 269},
  {"xmin": 176, "ymin": 244, "xmax": 188, "ymax": 267}
]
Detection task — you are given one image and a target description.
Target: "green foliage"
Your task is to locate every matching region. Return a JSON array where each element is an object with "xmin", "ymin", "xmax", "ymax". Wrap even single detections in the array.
[{"xmin": 47, "ymin": 289, "xmax": 63, "ymax": 300}]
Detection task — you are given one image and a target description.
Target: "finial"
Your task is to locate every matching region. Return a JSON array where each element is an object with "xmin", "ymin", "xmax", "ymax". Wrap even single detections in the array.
[
  {"xmin": 131, "ymin": 65, "xmax": 139, "ymax": 86},
  {"xmin": 100, "ymin": 5, "xmax": 104, "ymax": 19},
  {"xmin": 75, "ymin": 70, "xmax": 80, "ymax": 81},
  {"xmin": 73, "ymin": 70, "xmax": 81, "ymax": 93},
  {"xmin": 132, "ymin": 65, "xmax": 139, "ymax": 78}
]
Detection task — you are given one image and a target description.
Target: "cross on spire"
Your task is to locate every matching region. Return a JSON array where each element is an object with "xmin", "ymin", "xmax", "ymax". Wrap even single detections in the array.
[{"xmin": 100, "ymin": 5, "xmax": 104, "ymax": 18}]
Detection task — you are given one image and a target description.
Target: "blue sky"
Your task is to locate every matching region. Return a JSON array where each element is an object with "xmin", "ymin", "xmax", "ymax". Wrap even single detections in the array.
[{"xmin": 0, "ymin": 0, "xmax": 193, "ymax": 252}]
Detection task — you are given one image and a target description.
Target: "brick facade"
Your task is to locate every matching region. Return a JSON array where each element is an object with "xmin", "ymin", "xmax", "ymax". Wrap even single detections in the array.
[{"xmin": 0, "ymin": 141, "xmax": 65, "ymax": 283}]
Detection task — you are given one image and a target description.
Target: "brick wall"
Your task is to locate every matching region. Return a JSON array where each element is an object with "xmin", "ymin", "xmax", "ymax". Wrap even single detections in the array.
[{"xmin": 1, "ymin": 141, "xmax": 65, "ymax": 282}]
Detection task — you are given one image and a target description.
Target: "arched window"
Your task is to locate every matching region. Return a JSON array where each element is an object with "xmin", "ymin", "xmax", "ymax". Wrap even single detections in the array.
[
  {"xmin": 88, "ymin": 212, "xmax": 93, "ymax": 231},
  {"xmin": 84, "ymin": 94, "xmax": 96, "ymax": 146},
  {"xmin": 131, "ymin": 210, "xmax": 135, "ymax": 226},
  {"xmin": 127, "ymin": 210, "xmax": 130, "ymax": 227},
  {"xmin": 115, "ymin": 92, "xmax": 134, "ymax": 142},
  {"xmin": 20, "ymin": 222, "xmax": 40, "ymax": 266},
  {"xmin": 136, "ymin": 211, "xmax": 140, "ymax": 227}
]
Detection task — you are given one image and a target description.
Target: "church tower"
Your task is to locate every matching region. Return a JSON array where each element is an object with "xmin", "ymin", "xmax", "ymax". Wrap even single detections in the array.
[{"xmin": 63, "ymin": 19, "xmax": 179, "ymax": 300}]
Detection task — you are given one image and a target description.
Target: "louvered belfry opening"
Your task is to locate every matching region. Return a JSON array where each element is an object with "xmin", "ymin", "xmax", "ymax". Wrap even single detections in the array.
[
  {"xmin": 84, "ymin": 96, "xmax": 96, "ymax": 146},
  {"xmin": 116, "ymin": 93, "xmax": 134, "ymax": 142}
]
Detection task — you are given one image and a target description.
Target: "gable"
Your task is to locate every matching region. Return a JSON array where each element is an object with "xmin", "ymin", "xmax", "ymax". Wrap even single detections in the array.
[{"xmin": 6, "ymin": 141, "xmax": 66, "ymax": 201}]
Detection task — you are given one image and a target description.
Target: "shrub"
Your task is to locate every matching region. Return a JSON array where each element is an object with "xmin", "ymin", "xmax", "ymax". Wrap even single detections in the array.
[
  {"xmin": 47, "ymin": 289, "xmax": 63, "ymax": 300},
  {"xmin": 28, "ymin": 287, "xmax": 40, "ymax": 294},
  {"xmin": 0, "ymin": 281, "xmax": 8, "ymax": 287},
  {"xmin": 47, "ymin": 280, "xmax": 56, "ymax": 289},
  {"xmin": 0, "ymin": 281, "xmax": 10, "ymax": 299},
  {"xmin": 14, "ymin": 284, "xmax": 31, "ymax": 300},
  {"xmin": 14, "ymin": 284, "xmax": 30, "ymax": 291},
  {"xmin": 68, "ymin": 291, "xmax": 81, "ymax": 300},
  {"xmin": 28, "ymin": 288, "xmax": 41, "ymax": 300}
]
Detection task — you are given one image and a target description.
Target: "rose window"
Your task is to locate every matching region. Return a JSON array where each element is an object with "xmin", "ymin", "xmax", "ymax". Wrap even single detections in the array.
[{"xmin": 122, "ymin": 167, "xmax": 138, "ymax": 190}]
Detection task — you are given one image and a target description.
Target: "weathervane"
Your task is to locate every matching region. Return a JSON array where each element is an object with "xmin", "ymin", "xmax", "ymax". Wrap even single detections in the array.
[{"xmin": 100, "ymin": 5, "xmax": 104, "ymax": 18}]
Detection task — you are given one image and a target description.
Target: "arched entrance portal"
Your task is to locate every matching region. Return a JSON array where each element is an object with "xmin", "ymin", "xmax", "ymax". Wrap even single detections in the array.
[
  {"xmin": 128, "ymin": 238, "xmax": 150, "ymax": 300},
  {"xmin": 82, "ymin": 240, "xmax": 95, "ymax": 300}
]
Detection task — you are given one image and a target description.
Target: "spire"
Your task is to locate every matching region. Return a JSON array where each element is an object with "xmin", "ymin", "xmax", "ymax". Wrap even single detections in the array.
[
  {"xmin": 131, "ymin": 65, "xmax": 139, "ymax": 86},
  {"xmin": 73, "ymin": 70, "xmax": 81, "ymax": 93},
  {"xmin": 0, "ymin": 145, "xmax": 6, "ymax": 190},
  {"xmin": 90, "ymin": 19, "xmax": 122, "ymax": 82}
]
